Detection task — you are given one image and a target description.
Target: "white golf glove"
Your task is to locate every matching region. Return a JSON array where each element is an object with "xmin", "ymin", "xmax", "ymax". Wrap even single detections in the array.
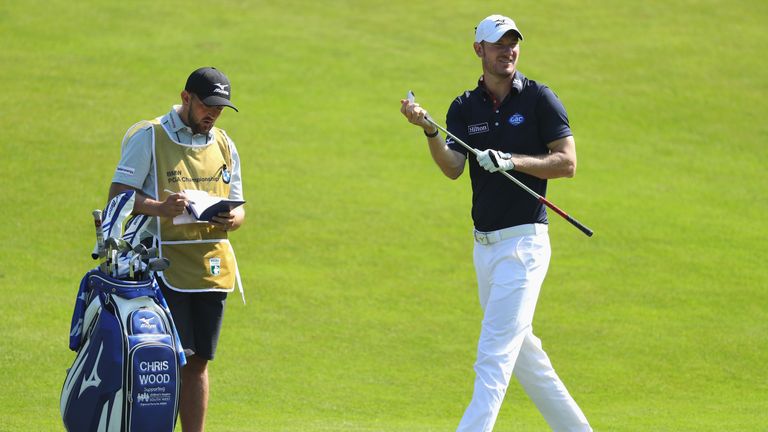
[{"xmin": 477, "ymin": 149, "xmax": 515, "ymax": 172}]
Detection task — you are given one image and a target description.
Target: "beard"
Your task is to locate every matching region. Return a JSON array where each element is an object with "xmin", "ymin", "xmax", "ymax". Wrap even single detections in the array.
[
  {"xmin": 186, "ymin": 110, "xmax": 214, "ymax": 135},
  {"xmin": 482, "ymin": 54, "xmax": 516, "ymax": 79}
]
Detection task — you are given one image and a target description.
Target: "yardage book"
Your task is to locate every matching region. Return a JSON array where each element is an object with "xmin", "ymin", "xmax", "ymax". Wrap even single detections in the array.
[{"xmin": 172, "ymin": 189, "xmax": 245, "ymax": 224}]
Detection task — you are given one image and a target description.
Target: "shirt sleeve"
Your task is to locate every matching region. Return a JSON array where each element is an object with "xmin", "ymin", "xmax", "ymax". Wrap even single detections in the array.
[
  {"xmin": 112, "ymin": 125, "xmax": 153, "ymax": 190},
  {"xmin": 226, "ymin": 135, "xmax": 244, "ymax": 201},
  {"xmin": 536, "ymin": 86, "xmax": 572, "ymax": 145},
  {"xmin": 445, "ymin": 97, "xmax": 470, "ymax": 156}
]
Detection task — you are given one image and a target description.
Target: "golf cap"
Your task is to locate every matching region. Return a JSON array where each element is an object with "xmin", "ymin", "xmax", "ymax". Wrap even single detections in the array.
[
  {"xmin": 474, "ymin": 15, "xmax": 524, "ymax": 43},
  {"xmin": 185, "ymin": 67, "xmax": 238, "ymax": 112}
]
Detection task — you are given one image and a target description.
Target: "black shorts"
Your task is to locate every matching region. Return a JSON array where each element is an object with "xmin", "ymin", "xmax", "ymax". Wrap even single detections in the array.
[{"xmin": 159, "ymin": 279, "xmax": 228, "ymax": 361}]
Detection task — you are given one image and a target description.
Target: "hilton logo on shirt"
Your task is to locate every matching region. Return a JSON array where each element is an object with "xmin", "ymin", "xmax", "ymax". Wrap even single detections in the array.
[{"xmin": 468, "ymin": 123, "xmax": 490, "ymax": 135}]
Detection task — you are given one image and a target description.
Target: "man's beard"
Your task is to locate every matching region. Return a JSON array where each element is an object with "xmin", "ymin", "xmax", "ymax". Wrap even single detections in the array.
[
  {"xmin": 483, "ymin": 55, "xmax": 515, "ymax": 79},
  {"xmin": 187, "ymin": 111, "xmax": 212, "ymax": 135}
]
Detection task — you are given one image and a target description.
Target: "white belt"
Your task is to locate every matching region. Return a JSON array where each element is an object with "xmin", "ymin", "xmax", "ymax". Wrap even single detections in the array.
[{"xmin": 473, "ymin": 223, "xmax": 548, "ymax": 245}]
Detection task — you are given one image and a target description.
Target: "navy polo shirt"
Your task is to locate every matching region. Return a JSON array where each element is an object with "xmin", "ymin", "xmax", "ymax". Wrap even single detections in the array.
[{"xmin": 446, "ymin": 72, "xmax": 572, "ymax": 232}]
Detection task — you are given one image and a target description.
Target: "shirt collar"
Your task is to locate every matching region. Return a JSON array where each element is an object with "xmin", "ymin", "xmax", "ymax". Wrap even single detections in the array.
[
  {"xmin": 166, "ymin": 105, "xmax": 212, "ymax": 140},
  {"xmin": 477, "ymin": 71, "xmax": 525, "ymax": 105}
]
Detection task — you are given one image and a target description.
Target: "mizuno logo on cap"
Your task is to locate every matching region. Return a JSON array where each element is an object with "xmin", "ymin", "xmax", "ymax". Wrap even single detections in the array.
[{"xmin": 213, "ymin": 83, "xmax": 230, "ymax": 96}]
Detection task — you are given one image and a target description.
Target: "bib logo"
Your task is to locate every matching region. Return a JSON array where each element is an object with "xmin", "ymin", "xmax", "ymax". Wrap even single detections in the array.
[
  {"xmin": 221, "ymin": 164, "xmax": 231, "ymax": 184},
  {"xmin": 509, "ymin": 113, "xmax": 525, "ymax": 126},
  {"xmin": 209, "ymin": 258, "xmax": 221, "ymax": 276},
  {"xmin": 468, "ymin": 123, "xmax": 490, "ymax": 135}
]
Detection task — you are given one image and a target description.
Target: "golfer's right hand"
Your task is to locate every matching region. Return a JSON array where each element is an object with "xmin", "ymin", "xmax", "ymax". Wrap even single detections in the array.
[
  {"xmin": 160, "ymin": 193, "xmax": 189, "ymax": 217},
  {"xmin": 400, "ymin": 99, "xmax": 435, "ymax": 133}
]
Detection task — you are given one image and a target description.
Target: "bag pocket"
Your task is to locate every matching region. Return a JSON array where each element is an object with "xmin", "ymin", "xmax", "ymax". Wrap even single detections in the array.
[{"xmin": 126, "ymin": 336, "xmax": 179, "ymax": 432}]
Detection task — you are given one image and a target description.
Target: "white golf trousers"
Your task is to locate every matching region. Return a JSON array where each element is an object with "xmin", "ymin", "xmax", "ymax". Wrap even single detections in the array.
[{"xmin": 457, "ymin": 229, "xmax": 591, "ymax": 432}]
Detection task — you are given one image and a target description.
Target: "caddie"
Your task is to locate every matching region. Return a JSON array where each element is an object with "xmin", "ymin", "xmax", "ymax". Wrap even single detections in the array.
[{"xmin": 107, "ymin": 66, "xmax": 244, "ymax": 432}]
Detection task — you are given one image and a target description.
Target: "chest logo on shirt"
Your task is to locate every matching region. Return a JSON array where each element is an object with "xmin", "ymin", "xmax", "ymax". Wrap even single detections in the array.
[
  {"xmin": 468, "ymin": 123, "xmax": 490, "ymax": 135},
  {"xmin": 509, "ymin": 113, "xmax": 525, "ymax": 126}
]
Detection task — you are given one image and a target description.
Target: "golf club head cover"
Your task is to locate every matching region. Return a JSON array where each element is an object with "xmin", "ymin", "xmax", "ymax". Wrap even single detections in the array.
[
  {"xmin": 122, "ymin": 214, "xmax": 152, "ymax": 249},
  {"xmin": 477, "ymin": 149, "xmax": 515, "ymax": 172},
  {"xmin": 92, "ymin": 190, "xmax": 136, "ymax": 258}
]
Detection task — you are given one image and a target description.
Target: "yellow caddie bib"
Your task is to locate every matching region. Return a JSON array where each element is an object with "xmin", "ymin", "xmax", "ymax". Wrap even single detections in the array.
[{"xmin": 149, "ymin": 119, "xmax": 240, "ymax": 293}]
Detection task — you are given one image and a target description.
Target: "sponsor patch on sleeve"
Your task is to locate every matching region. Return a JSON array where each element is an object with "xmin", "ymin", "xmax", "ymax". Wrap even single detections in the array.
[{"xmin": 116, "ymin": 165, "xmax": 135, "ymax": 176}]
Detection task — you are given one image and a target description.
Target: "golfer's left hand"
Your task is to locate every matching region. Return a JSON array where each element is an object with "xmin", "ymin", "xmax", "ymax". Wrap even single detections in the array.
[{"xmin": 477, "ymin": 149, "xmax": 515, "ymax": 172}]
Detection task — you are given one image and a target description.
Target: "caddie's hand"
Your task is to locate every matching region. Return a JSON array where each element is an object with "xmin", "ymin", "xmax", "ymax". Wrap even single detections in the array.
[
  {"xmin": 160, "ymin": 193, "xmax": 189, "ymax": 217},
  {"xmin": 477, "ymin": 149, "xmax": 515, "ymax": 173},
  {"xmin": 211, "ymin": 212, "xmax": 236, "ymax": 232},
  {"xmin": 400, "ymin": 99, "xmax": 438, "ymax": 136}
]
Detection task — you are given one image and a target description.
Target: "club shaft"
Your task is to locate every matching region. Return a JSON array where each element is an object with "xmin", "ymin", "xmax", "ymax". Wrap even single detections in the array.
[{"xmin": 425, "ymin": 117, "xmax": 593, "ymax": 237}]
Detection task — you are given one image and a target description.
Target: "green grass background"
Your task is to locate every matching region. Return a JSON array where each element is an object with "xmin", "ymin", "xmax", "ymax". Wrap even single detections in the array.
[{"xmin": 1, "ymin": 0, "xmax": 766, "ymax": 430}]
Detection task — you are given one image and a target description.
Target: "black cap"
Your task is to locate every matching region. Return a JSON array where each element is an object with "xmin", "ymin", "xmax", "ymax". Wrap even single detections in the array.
[{"xmin": 185, "ymin": 67, "xmax": 238, "ymax": 112}]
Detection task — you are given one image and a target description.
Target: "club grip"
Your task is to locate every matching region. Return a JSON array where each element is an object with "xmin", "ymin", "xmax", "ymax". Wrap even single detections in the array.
[
  {"xmin": 92, "ymin": 209, "xmax": 105, "ymax": 259},
  {"xmin": 565, "ymin": 214, "xmax": 594, "ymax": 237},
  {"xmin": 540, "ymin": 197, "xmax": 594, "ymax": 237}
]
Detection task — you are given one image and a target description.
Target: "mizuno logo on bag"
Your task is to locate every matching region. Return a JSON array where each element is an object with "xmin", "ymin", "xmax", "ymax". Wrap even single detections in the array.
[
  {"xmin": 78, "ymin": 342, "xmax": 104, "ymax": 397},
  {"xmin": 139, "ymin": 317, "xmax": 157, "ymax": 330}
]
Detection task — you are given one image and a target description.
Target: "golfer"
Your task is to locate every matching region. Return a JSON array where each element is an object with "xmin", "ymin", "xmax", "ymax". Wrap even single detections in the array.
[
  {"xmin": 108, "ymin": 66, "xmax": 245, "ymax": 432},
  {"xmin": 400, "ymin": 15, "xmax": 592, "ymax": 432}
]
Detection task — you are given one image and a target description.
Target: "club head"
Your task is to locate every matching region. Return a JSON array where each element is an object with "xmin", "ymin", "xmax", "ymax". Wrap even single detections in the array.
[
  {"xmin": 105, "ymin": 237, "xmax": 131, "ymax": 253},
  {"xmin": 147, "ymin": 257, "xmax": 171, "ymax": 272}
]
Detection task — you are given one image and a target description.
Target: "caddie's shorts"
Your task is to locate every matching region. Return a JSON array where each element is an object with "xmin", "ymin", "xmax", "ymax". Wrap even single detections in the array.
[{"xmin": 158, "ymin": 279, "xmax": 227, "ymax": 361}]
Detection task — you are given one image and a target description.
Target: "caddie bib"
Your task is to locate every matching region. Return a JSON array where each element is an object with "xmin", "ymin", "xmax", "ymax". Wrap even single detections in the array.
[{"xmin": 150, "ymin": 119, "xmax": 239, "ymax": 293}]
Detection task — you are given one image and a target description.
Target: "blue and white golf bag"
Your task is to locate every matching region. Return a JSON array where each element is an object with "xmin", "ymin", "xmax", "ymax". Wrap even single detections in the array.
[
  {"xmin": 61, "ymin": 269, "xmax": 186, "ymax": 431},
  {"xmin": 62, "ymin": 191, "xmax": 185, "ymax": 431}
]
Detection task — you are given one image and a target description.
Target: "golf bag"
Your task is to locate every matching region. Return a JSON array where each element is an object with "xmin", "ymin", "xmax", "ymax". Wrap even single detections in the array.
[{"xmin": 60, "ymin": 269, "xmax": 186, "ymax": 432}]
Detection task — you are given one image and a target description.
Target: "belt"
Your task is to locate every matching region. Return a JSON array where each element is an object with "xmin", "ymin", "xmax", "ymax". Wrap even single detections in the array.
[{"xmin": 473, "ymin": 223, "xmax": 548, "ymax": 245}]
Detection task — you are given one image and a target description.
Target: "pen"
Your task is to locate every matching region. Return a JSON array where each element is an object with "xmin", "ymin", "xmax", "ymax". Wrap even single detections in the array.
[{"xmin": 165, "ymin": 189, "xmax": 194, "ymax": 204}]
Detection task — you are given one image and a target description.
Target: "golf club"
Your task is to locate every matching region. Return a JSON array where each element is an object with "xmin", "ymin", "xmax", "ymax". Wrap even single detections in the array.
[
  {"xmin": 104, "ymin": 237, "xmax": 132, "ymax": 254},
  {"xmin": 128, "ymin": 244, "xmax": 147, "ymax": 280},
  {"xmin": 146, "ymin": 258, "xmax": 171, "ymax": 279},
  {"xmin": 91, "ymin": 209, "xmax": 105, "ymax": 259},
  {"xmin": 407, "ymin": 91, "xmax": 593, "ymax": 237},
  {"xmin": 110, "ymin": 249, "xmax": 118, "ymax": 277},
  {"xmin": 103, "ymin": 237, "xmax": 132, "ymax": 277}
]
